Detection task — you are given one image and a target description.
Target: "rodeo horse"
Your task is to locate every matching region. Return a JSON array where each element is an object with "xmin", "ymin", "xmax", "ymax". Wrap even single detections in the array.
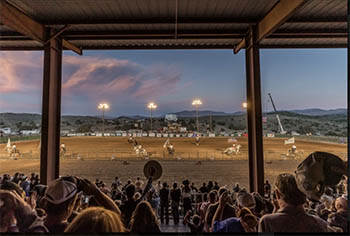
[{"xmin": 163, "ymin": 138, "xmax": 175, "ymax": 155}]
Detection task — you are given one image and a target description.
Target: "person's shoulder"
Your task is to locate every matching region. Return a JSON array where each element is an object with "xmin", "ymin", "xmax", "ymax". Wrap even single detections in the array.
[
  {"xmin": 259, "ymin": 212, "xmax": 282, "ymax": 222},
  {"xmin": 309, "ymin": 213, "xmax": 328, "ymax": 225},
  {"xmin": 223, "ymin": 217, "xmax": 240, "ymax": 224}
]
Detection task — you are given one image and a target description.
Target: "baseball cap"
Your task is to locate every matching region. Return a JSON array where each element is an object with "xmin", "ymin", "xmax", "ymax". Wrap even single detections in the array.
[
  {"xmin": 295, "ymin": 152, "xmax": 346, "ymax": 201},
  {"xmin": 44, "ymin": 178, "xmax": 77, "ymax": 204},
  {"xmin": 236, "ymin": 191, "xmax": 256, "ymax": 209}
]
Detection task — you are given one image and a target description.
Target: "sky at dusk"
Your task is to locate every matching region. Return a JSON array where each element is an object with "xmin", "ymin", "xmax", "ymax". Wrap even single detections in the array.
[{"xmin": 0, "ymin": 49, "xmax": 346, "ymax": 117}]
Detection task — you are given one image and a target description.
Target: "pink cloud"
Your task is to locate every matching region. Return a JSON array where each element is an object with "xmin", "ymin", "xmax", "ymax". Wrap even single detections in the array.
[
  {"xmin": 0, "ymin": 51, "xmax": 42, "ymax": 93},
  {"xmin": 61, "ymin": 55, "xmax": 182, "ymax": 100},
  {"xmin": 0, "ymin": 52, "xmax": 183, "ymax": 113}
]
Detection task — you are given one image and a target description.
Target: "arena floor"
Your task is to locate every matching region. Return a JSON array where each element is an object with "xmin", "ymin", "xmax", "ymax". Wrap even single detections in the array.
[{"xmin": 0, "ymin": 137, "xmax": 346, "ymax": 188}]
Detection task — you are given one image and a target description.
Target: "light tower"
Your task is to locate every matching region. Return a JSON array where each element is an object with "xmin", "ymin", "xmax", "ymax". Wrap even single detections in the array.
[
  {"xmin": 147, "ymin": 102, "xmax": 157, "ymax": 131},
  {"xmin": 242, "ymin": 102, "xmax": 248, "ymax": 133},
  {"xmin": 98, "ymin": 103, "xmax": 109, "ymax": 136},
  {"xmin": 192, "ymin": 99, "xmax": 202, "ymax": 132}
]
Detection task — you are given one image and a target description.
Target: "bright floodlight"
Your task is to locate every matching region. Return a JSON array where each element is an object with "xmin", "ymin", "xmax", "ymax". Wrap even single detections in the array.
[
  {"xmin": 98, "ymin": 103, "xmax": 109, "ymax": 109},
  {"xmin": 192, "ymin": 99, "xmax": 202, "ymax": 106},
  {"xmin": 148, "ymin": 102, "xmax": 157, "ymax": 110},
  {"xmin": 242, "ymin": 102, "xmax": 247, "ymax": 108}
]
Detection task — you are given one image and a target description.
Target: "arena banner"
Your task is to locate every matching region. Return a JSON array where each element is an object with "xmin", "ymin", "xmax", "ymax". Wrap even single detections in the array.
[
  {"xmin": 149, "ymin": 133, "xmax": 155, "ymax": 137},
  {"xmin": 209, "ymin": 133, "xmax": 216, "ymax": 137},
  {"xmin": 142, "ymin": 133, "xmax": 148, "ymax": 137},
  {"xmin": 163, "ymin": 133, "xmax": 168, "ymax": 137},
  {"xmin": 176, "ymin": 134, "xmax": 180, "ymax": 138},
  {"xmin": 157, "ymin": 133, "xmax": 162, "ymax": 138},
  {"xmin": 169, "ymin": 133, "xmax": 174, "ymax": 137},
  {"xmin": 284, "ymin": 137, "xmax": 295, "ymax": 145},
  {"xmin": 228, "ymin": 138, "xmax": 237, "ymax": 143},
  {"xmin": 105, "ymin": 133, "xmax": 111, "ymax": 136},
  {"xmin": 188, "ymin": 133, "xmax": 193, "ymax": 137},
  {"xmin": 122, "ymin": 133, "xmax": 127, "ymax": 137},
  {"xmin": 267, "ymin": 133, "xmax": 275, "ymax": 138},
  {"xmin": 137, "ymin": 133, "xmax": 142, "ymax": 137},
  {"xmin": 133, "ymin": 133, "xmax": 137, "ymax": 137}
]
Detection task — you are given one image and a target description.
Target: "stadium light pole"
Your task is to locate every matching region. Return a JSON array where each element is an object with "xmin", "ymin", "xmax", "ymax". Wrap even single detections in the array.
[
  {"xmin": 192, "ymin": 99, "xmax": 202, "ymax": 133},
  {"xmin": 98, "ymin": 103, "xmax": 109, "ymax": 136},
  {"xmin": 147, "ymin": 102, "xmax": 157, "ymax": 132},
  {"xmin": 242, "ymin": 102, "xmax": 248, "ymax": 133}
]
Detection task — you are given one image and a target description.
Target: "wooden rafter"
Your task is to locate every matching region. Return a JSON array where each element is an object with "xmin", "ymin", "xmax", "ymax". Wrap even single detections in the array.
[
  {"xmin": 0, "ymin": 0, "xmax": 82, "ymax": 55},
  {"xmin": 234, "ymin": 0, "xmax": 306, "ymax": 54}
]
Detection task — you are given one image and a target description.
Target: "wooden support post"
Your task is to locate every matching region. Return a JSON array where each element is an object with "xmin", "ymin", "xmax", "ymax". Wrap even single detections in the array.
[
  {"xmin": 245, "ymin": 26, "xmax": 264, "ymax": 195},
  {"xmin": 40, "ymin": 28, "xmax": 62, "ymax": 185}
]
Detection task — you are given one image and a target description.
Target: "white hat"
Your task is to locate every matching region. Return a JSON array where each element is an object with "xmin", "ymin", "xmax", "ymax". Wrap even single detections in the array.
[
  {"xmin": 44, "ymin": 179, "xmax": 77, "ymax": 204},
  {"xmin": 237, "ymin": 192, "xmax": 256, "ymax": 209}
]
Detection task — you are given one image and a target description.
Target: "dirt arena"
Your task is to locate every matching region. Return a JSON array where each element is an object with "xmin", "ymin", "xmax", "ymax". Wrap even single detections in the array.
[{"xmin": 0, "ymin": 137, "xmax": 346, "ymax": 188}]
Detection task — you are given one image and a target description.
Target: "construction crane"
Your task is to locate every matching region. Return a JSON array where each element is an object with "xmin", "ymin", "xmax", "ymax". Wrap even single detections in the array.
[{"xmin": 268, "ymin": 93, "xmax": 286, "ymax": 134}]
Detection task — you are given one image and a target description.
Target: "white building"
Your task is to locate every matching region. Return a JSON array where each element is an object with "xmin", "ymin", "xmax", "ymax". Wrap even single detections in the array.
[
  {"xmin": 179, "ymin": 127, "xmax": 187, "ymax": 132},
  {"xmin": 21, "ymin": 129, "xmax": 40, "ymax": 135},
  {"xmin": 0, "ymin": 127, "xmax": 11, "ymax": 134},
  {"xmin": 291, "ymin": 131, "xmax": 300, "ymax": 136},
  {"xmin": 165, "ymin": 114, "xmax": 178, "ymax": 122}
]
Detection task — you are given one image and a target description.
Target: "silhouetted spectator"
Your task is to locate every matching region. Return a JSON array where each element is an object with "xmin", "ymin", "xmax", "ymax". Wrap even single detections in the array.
[
  {"xmin": 199, "ymin": 183, "xmax": 208, "ymax": 193},
  {"xmin": 170, "ymin": 182, "xmax": 181, "ymax": 224},
  {"xmin": 182, "ymin": 183, "xmax": 192, "ymax": 216},
  {"xmin": 43, "ymin": 178, "xmax": 79, "ymax": 233},
  {"xmin": 213, "ymin": 182, "xmax": 220, "ymax": 191},
  {"xmin": 65, "ymin": 207, "xmax": 125, "ymax": 233},
  {"xmin": 130, "ymin": 201, "xmax": 161, "ymax": 233},
  {"xmin": 207, "ymin": 181, "xmax": 214, "ymax": 192},
  {"xmin": 159, "ymin": 182, "xmax": 169, "ymax": 224},
  {"xmin": 258, "ymin": 173, "xmax": 328, "ymax": 232},
  {"xmin": 184, "ymin": 211, "xmax": 204, "ymax": 233},
  {"xmin": 120, "ymin": 184, "xmax": 139, "ymax": 227},
  {"xmin": 327, "ymin": 197, "xmax": 348, "ymax": 232}
]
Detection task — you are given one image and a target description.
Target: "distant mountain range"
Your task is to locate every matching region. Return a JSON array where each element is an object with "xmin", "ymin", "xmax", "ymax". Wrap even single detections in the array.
[
  {"xmin": 288, "ymin": 108, "xmax": 347, "ymax": 116},
  {"xmin": 172, "ymin": 110, "xmax": 232, "ymax": 117},
  {"xmin": 0, "ymin": 108, "xmax": 346, "ymax": 120},
  {"xmin": 169, "ymin": 108, "xmax": 346, "ymax": 118}
]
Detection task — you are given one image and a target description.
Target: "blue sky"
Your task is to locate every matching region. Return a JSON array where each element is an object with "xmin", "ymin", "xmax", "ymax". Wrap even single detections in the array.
[{"xmin": 0, "ymin": 49, "xmax": 346, "ymax": 116}]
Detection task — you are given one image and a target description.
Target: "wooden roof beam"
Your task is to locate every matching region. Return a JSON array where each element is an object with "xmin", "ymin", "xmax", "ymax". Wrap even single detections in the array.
[
  {"xmin": 234, "ymin": 0, "xmax": 307, "ymax": 54},
  {"xmin": 0, "ymin": 0, "xmax": 44, "ymax": 42},
  {"xmin": 0, "ymin": 0, "xmax": 81, "ymax": 55},
  {"xmin": 62, "ymin": 38, "xmax": 82, "ymax": 55}
]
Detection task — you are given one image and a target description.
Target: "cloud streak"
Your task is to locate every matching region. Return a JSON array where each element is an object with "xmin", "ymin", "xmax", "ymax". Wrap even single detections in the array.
[
  {"xmin": 0, "ymin": 52, "xmax": 183, "ymax": 114},
  {"xmin": 0, "ymin": 51, "xmax": 42, "ymax": 93},
  {"xmin": 62, "ymin": 55, "xmax": 182, "ymax": 101}
]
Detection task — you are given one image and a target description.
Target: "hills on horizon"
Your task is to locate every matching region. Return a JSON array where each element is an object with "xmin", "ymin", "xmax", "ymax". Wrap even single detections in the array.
[
  {"xmin": 0, "ymin": 108, "xmax": 347, "ymax": 119},
  {"xmin": 0, "ymin": 108, "xmax": 347, "ymax": 137},
  {"xmin": 172, "ymin": 108, "xmax": 347, "ymax": 118}
]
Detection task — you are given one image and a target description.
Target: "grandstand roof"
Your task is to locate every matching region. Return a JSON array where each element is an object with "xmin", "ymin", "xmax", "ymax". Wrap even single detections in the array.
[{"xmin": 0, "ymin": 0, "xmax": 347, "ymax": 52}]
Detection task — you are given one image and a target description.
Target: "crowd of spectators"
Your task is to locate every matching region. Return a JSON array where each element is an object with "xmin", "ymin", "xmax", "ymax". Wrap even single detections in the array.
[{"xmin": 0, "ymin": 171, "xmax": 348, "ymax": 233}]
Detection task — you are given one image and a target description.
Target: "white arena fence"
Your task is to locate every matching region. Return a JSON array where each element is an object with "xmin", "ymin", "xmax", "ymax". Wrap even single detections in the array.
[{"xmin": 0, "ymin": 149, "xmax": 347, "ymax": 161}]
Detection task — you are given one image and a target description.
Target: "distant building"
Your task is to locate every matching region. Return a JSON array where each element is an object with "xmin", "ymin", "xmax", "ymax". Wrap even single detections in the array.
[
  {"xmin": 179, "ymin": 127, "xmax": 187, "ymax": 133},
  {"xmin": 0, "ymin": 127, "xmax": 11, "ymax": 134},
  {"xmin": 20, "ymin": 129, "xmax": 40, "ymax": 135},
  {"xmin": 165, "ymin": 114, "xmax": 178, "ymax": 122},
  {"xmin": 61, "ymin": 130, "xmax": 70, "ymax": 136},
  {"xmin": 291, "ymin": 131, "xmax": 300, "ymax": 136}
]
